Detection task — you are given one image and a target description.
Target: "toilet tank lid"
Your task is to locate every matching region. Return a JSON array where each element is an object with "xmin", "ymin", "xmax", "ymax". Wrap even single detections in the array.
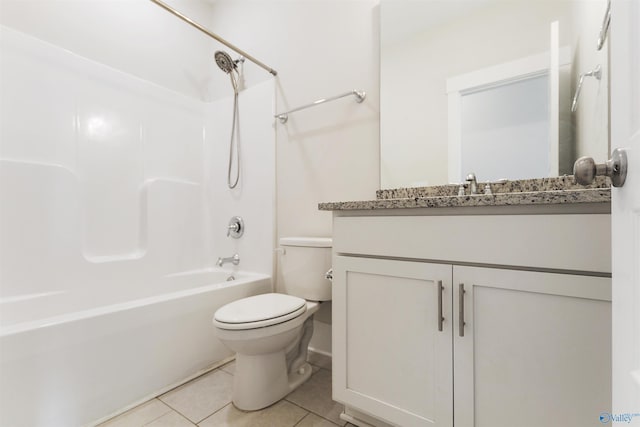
[{"xmin": 279, "ymin": 237, "xmax": 332, "ymax": 248}]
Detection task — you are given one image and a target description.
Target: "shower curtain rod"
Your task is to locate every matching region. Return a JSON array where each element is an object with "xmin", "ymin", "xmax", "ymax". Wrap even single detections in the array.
[{"xmin": 149, "ymin": 0, "xmax": 278, "ymax": 76}]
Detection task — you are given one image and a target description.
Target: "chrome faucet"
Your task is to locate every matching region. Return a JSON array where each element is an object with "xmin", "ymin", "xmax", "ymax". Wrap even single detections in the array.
[
  {"xmin": 465, "ymin": 173, "xmax": 478, "ymax": 195},
  {"xmin": 216, "ymin": 253, "xmax": 240, "ymax": 267}
]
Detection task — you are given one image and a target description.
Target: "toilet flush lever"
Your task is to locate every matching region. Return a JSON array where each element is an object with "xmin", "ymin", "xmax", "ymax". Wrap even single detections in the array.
[
  {"xmin": 573, "ymin": 148, "xmax": 627, "ymax": 187},
  {"xmin": 325, "ymin": 268, "xmax": 333, "ymax": 282}
]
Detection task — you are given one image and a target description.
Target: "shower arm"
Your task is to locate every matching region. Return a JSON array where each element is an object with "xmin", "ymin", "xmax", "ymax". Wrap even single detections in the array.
[{"xmin": 149, "ymin": 0, "xmax": 277, "ymax": 76}]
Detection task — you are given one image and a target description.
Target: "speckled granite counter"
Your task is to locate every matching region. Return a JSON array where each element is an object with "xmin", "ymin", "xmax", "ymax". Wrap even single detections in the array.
[{"xmin": 319, "ymin": 176, "xmax": 611, "ymax": 211}]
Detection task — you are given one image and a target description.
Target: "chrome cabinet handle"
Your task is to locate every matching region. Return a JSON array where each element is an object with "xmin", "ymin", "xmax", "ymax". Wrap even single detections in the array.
[
  {"xmin": 437, "ymin": 280, "xmax": 444, "ymax": 332},
  {"xmin": 573, "ymin": 148, "xmax": 628, "ymax": 188},
  {"xmin": 459, "ymin": 283, "xmax": 466, "ymax": 337}
]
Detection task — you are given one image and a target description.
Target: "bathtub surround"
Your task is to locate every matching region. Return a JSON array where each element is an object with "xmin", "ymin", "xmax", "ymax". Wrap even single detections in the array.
[
  {"xmin": 205, "ymin": 81, "xmax": 276, "ymax": 276},
  {"xmin": 0, "ymin": 25, "xmax": 274, "ymax": 426},
  {"xmin": 1, "ymin": 25, "xmax": 207, "ymax": 296}
]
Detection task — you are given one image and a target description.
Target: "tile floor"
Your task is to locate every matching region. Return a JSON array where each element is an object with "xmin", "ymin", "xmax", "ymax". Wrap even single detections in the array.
[{"xmin": 99, "ymin": 352, "xmax": 356, "ymax": 427}]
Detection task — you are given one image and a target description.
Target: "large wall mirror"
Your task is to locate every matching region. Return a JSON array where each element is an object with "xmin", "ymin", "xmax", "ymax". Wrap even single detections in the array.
[{"xmin": 380, "ymin": 0, "xmax": 610, "ymax": 189}]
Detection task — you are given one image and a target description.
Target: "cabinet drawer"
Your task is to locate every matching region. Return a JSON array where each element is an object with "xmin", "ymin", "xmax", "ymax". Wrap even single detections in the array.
[{"xmin": 333, "ymin": 214, "xmax": 611, "ymax": 273}]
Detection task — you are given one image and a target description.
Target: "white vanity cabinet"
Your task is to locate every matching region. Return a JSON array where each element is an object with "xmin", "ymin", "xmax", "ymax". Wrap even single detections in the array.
[{"xmin": 331, "ymin": 211, "xmax": 612, "ymax": 427}]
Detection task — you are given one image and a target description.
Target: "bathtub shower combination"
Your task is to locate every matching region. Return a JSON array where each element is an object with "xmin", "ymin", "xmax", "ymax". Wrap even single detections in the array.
[{"xmin": 0, "ymin": 13, "xmax": 276, "ymax": 427}]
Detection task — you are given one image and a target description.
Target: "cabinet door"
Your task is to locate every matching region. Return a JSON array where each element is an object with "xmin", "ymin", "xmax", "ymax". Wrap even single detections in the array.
[
  {"xmin": 453, "ymin": 266, "xmax": 611, "ymax": 427},
  {"xmin": 333, "ymin": 256, "xmax": 453, "ymax": 427}
]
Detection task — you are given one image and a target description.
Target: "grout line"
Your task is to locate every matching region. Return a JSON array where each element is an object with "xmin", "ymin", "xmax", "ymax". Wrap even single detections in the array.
[
  {"xmin": 160, "ymin": 395, "xmax": 232, "ymax": 426},
  {"xmin": 153, "ymin": 403, "xmax": 199, "ymax": 426},
  {"xmin": 157, "ymin": 369, "xmax": 234, "ymax": 425},
  {"xmin": 137, "ymin": 399, "xmax": 174, "ymax": 426},
  {"xmin": 141, "ymin": 407, "xmax": 196, "ymax": 427},
  {"xmin": 293, "ymin": 412, "xmax": 311, "ymax": 427},
  {"xmin": 196, "ymin": 402, "xmax": 234, "ymax": 426},
  {"xmin": 284, "ymin": 399, "xmax": 341, "ymax": 426}
]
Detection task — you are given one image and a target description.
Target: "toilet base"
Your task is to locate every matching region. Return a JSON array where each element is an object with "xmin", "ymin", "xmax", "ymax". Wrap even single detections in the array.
[{"xmin": 232, "ymin": 352, "xmax": 314, "ymax": 411}]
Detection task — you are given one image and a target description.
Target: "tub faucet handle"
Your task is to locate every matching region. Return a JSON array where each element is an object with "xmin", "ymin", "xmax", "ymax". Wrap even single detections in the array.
[{"xmin": 227, "ymin": 216, "xmax": 244, "ymax": 238}]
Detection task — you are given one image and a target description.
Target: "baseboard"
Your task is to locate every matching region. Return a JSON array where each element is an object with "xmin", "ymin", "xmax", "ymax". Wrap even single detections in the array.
[{"xmin": 308, "ymin": 346, "xmax": 331, "ymax": 358}]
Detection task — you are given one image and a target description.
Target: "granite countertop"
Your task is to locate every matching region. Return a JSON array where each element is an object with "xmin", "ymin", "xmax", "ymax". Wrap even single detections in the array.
[{"xmin": 319, "ymin": 176, "xmax": 611, "ymax": 211}]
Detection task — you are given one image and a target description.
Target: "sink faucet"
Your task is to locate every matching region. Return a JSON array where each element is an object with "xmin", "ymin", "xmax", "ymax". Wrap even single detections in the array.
[
  {"xmin": 216, "ymin": 253, "xmax": 240, "ymax": 267},
  {"xmin": 465, "ymin": 173, "xmax": 478, "ymax": 195}
]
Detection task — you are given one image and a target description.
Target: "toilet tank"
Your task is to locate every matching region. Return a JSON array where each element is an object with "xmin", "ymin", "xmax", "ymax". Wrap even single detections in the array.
[{"xmin": 279, "ymin": 237, "xmax": 332, "ymax": 301}]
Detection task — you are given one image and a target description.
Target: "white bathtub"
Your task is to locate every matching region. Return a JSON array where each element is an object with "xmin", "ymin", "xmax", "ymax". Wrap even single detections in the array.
[{"xmin": 0, "ymin": 270, "xmax": 271, "ymax": 427}]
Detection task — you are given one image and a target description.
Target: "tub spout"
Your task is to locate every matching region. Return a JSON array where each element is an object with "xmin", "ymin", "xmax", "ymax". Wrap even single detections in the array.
[{"xmin": 216, "ymin": 253, "xmax": 240, "ymax": 267}]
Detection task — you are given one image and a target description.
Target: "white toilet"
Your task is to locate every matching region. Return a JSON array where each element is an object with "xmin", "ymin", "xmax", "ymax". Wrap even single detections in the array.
[{"xmin": 213, "ymin": 237, "xmax": 332, "ymax": 411}]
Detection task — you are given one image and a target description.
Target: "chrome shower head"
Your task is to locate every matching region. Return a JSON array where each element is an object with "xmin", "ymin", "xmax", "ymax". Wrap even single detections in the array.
[{"xmin": 215, "ymin": 50, "xmax": 236, "ymax": 74}]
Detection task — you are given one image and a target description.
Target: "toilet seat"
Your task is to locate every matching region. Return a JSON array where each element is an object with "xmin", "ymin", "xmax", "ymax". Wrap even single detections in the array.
[{"xmin": 214, "ymin": 293, "xmax": 307, "ymax": 330}]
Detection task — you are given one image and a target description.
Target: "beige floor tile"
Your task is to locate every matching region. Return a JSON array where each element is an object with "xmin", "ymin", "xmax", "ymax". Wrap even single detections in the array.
[
  {"xmin": 285, "ymin": 369, "xmax": 344, "ymax": 426},
  {"xmin": 220, "ymin": 361, "xmax": 235, "ymax": 375},
  {"xmin": 159, "ymin": 369, "xmax": 233, "ymax": 424},
  {"xmin": 307, "ymin": 352, "xmax": 332, "ymax": 371},
  {"xmin": 99, "ymin": 399, "xmax": 173, "ymax": 427},
  {"xmin": 295, "ymin": 413, "xmax": 340, "ymax": 426},
  {"xmin": 146, "ymin": 410, "xmax": 195, "ymax": 427},
  {"xmin": 198, "ymin": 401, "xmax": 307, "ymax": 427}
]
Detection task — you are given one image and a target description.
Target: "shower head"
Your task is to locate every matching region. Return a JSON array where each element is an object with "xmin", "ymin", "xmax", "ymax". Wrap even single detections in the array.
[{"xmin": 215, "ymin": 50, "xmax": 237, "ymax": 74}]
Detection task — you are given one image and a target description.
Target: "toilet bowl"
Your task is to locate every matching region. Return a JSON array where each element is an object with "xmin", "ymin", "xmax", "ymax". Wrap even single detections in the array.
[{"xmin": 213, "ymin": 237, "xmax": 332, "ymax": 411}]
